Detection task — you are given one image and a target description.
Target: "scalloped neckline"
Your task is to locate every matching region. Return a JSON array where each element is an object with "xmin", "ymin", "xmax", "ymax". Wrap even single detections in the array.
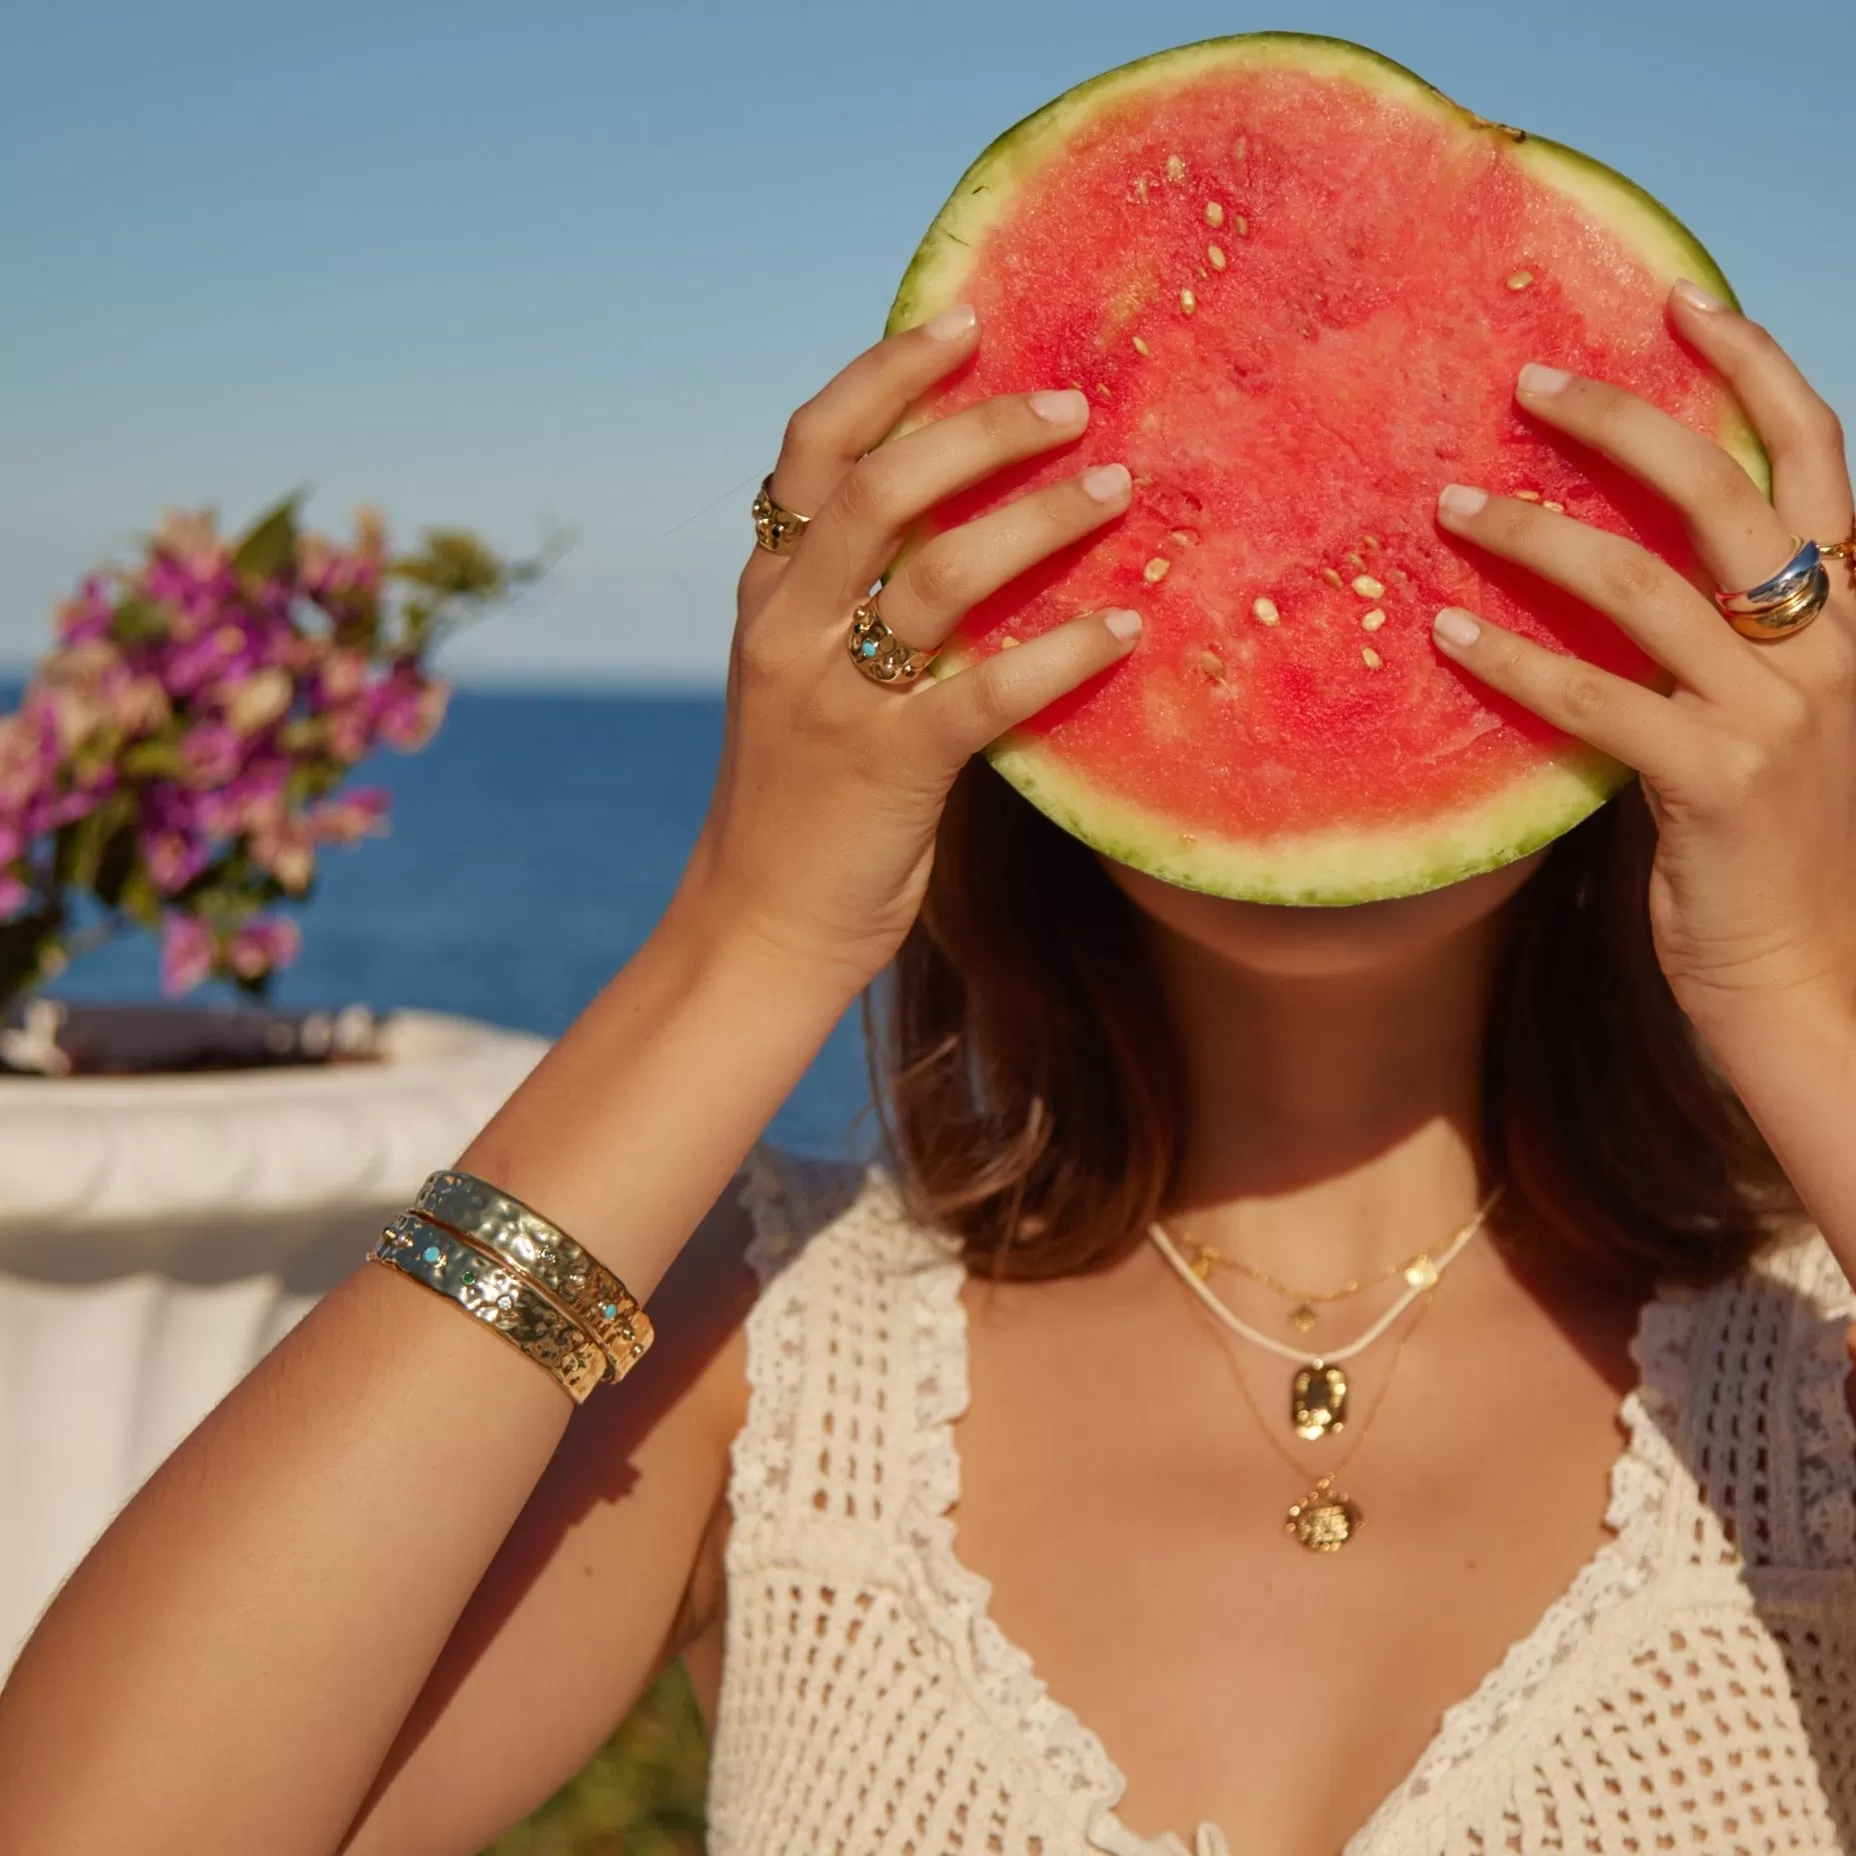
[{"xmin": 910, "ymin": 1234, "xmax": 1688, "ymax": 1856}]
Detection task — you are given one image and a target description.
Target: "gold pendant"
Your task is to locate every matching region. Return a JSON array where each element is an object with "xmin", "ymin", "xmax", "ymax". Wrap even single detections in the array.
[
  {"xmin": 1290, "ymin": 1361, "xmax": 1348, "ymax": 1440},
  {"xmin": 1286, "ymin": 1476, "xmax": 1362, "ymax": 1552},
  {"xmin": 1288, "ymin": 1303, "xmax": 1317, "ymax": 1333}
]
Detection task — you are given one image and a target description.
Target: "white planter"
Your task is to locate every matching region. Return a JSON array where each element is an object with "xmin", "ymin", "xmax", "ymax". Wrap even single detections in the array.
[{"xmin": 0, "ymin": 1009, "xmax": 547, "ymax": 1669}]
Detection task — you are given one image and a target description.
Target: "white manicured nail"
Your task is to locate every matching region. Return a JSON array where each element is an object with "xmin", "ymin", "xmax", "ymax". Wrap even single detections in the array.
[
  {"xmin": 1434, "ymin": 608, "xmax": 1481, "ymax": 647},
  {"xmin": 1030, "ymin": 389, "xmax": 1089, "ymax": 424},
  {"xmin": 1672, "ymin": 278, "xmax": 1723, "ymax": 313},
  {"xmin": 1518, "ymin": 362, "xmax": 1573, "ymax": 395},
  {"xmin": 1082, "ymin": 463, "xmax": 1131, "ymax": 502},
  {"xmin": 1103, "ymin": 608, "xmax": 1143, "ymax": 642},
  {"xmin": 1438, "ymin": 484, "xmax": 1488, "ymax": 518},
  {"xmin": 923, "ymin": 304, "xmax": 977, "ymax": 340}
]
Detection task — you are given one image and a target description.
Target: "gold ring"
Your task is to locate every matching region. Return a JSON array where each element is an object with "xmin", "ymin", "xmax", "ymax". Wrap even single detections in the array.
[
  {"xmin": 1716, "ymin": 536, "xmax": 1830, "ymax": 641},
  {"xmin": 1820, "ymin": 517, "xmax": 1855, "ymax": 571},
  {"xmin": 751, "ymin": 475, "xmax": 810, "ymax": 555},
  {"xmin": 848, "ymin": 598, "xmax": 934, "ymax": 685}
]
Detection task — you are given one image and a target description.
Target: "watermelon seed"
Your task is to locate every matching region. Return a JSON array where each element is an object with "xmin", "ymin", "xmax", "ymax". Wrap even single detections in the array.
[
  {"xmin": 1205, "ymin": 201, "xmax": 1226, "ymax": 228},
  {"xmin": 1362, "ymin": 647, "xmax": 1384, "ymax": 670},
  {"xmin": 1232, "ymin": 137, "xmax": 1248, "ymax": 165},
  {"xmin": 1169, "ymin": 529, "xmax": 1197, "ymax": 546},
  {"xmin": 1095, "ymin": 383, "xmax": 1114, "ymax": 401},
  {"xmin": 1132, "ymin": 336, "xmax": 1151, "ymax": 357},
  {"xmin": 1362, "ymin": 534, "xmax": 1382, "ymax": 551},
  {"xmin": 1352, "ymin": 575, "xmax": 1387, "ymax": 599},
  {"xmin": 1322, "ymin": 568, "xmax": 1345, "ymax": 590},
  {"xmin": 1507, "ymin": 270, "xmax": 1535, "ymax": 291},
  {"xmin": 1361, "ymin": 609, "xmax": 1387, "ymax": 632},
  {"xmin": 1179, "ymin": 289, "xmax": 1197, "ymax": 316},
  {"xmin": 1144, "ymin": 557, "xmax": 1172, "ymax": 584},
  {"xmin": 1132, "ymin": 476, "xmax": 1154, "ymax": 488},
  {"xmin": 999, "ymin": 635, "xmax": 1020, "ymax": 649},
  {"xmin": 1543, "ymin": 500, "xmax": 1565, "ymax": 513},
  {"xmin": 1233, "ymin": 215, "xmax": 1250, "ymax": 239},
  {"xmin": 1344, "ymin": 550, "xmax": 1364, "ymax": 568},
  {"xmin": 1252, "ymin": 597, "xmax": 1281, "ymax": 626},
  {"xmin": 1166, "ymin": 154, "xmax": 1187, "ymax": 184},
  {"xmin": 1207, "ymin": 244, "xmax": 1227, "ymax": 271},
  {"xmin": 1197, "ymin": 649, "xmax": 1225, "ymax": 679},
  {"xmin": 1135, "ymin": 175, "xmax": 1151, "ymax": 205},
  {"xmin": 1516, "ymin": 489, "xmax": 1541, "ymax": 502}
]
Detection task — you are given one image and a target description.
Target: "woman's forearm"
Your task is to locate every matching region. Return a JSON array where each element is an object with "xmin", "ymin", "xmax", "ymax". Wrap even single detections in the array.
[{"xmin": 0, "ymin": 911, "xmax": 856, "ymax": 1856}]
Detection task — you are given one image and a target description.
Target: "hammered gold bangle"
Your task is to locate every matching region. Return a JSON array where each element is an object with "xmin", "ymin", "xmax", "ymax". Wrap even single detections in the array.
[
  {"xmin": 412, "ymin": 1171, "xmax": 654, "ymax": 1384},
  {"xmin": 370, "ymin": 1215, "xmax": 606, "ymax": 1404}
]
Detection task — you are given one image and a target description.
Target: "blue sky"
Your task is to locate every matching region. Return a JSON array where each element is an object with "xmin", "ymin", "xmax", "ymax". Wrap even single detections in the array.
[{"xmin": 4, "ymin": 0, "xmax": 1850, "ymax": 687}]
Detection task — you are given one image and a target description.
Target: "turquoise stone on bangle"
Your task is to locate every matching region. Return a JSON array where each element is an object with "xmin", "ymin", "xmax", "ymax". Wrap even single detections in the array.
[{"xmin": 423, "ymin": 1244, "xmax": 442, "ymax": 1264}]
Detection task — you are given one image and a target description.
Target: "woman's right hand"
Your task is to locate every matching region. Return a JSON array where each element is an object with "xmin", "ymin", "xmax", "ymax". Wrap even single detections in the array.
[{"xmin": 673, "ymin": 303, "xmax": 1140, "ymax": 993}]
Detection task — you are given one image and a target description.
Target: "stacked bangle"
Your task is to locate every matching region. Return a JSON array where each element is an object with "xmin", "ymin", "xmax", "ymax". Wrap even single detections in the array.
[{"xmin": 368, "ymin": 1171, "xmax": 654, "ymax": 1402}]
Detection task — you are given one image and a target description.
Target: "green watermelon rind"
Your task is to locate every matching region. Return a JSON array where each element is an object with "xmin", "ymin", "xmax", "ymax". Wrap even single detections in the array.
[{"xmin": 885, "ymin": 32, "xmax": 1766, "ymax": 905}]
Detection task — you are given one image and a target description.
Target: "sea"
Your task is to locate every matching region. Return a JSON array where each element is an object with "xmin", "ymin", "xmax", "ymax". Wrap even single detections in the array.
[{"xmin": 45, "ymin": 690, "xmax": 871, "ymax": 1159}]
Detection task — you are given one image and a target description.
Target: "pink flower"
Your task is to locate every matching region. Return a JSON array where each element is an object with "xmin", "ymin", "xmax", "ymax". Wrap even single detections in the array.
[
  {"xmin": 322, "ymin": 702, "xmax": 373, "ymax": 764},
  {"xmin": 219, "ymin": 665, "xmax": 294, "ymax": 736},
  {"xmin": 307, "ymin": 786, "xmax": 390, "ymax": 845},
  {"xmin": 143, "ymin": 828, "xmax": 209, "ymax": 895},
  {"xmin": 371, "ymin": 670, "xmax": 448, "ymax": 752},
  {"xmin": 179, "ymin": 721, "xmax": 244, "ymax": 787},
  {"xmin": 250, "ymin": 814, "xmax": 315, "ymax": 894},
  {"xmin": 226, "ymin": 915, "xmax": 301, "ymax": 981},
  {"xmin": 159, "ymin": 915, "xmax": 217, "ymax": 995},
  {"xmin": 316, "ymin": 648, "xmax": 370, "ymax": 705}
]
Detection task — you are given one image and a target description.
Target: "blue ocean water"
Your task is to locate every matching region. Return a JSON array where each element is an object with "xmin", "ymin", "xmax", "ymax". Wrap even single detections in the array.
[{"xmin": 46, "ymin": 690, "xmax": 871, "ymax": 1158}]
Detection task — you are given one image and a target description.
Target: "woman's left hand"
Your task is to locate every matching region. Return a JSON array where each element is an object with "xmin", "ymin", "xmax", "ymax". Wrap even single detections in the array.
[{"xmin": 1430, "ymin": 279, "xmax": 1856, "ymax": 1044}]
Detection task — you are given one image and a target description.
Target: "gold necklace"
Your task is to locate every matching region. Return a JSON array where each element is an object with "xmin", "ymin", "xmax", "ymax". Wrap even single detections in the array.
[
  {"xmin": 1203, "ymin": 1281, "xmax": 1437, "ymax": 1553},
  {"xmin": 1149, "ymin": 1184, "xmax": 1502, "ymax": 1444},
  {"xmin": 1181, "ymin": 1239, "xmax": 1440, "ymax": 1334}
]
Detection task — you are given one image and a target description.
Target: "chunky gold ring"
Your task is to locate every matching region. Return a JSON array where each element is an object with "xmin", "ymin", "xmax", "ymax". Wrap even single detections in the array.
[
  {"xmin": 848, "ymin": 598, "xmax": 935, "ymax": 685},
  {"xmin": 751, "ymin": 475, "xmax": 810, "ymax": 556},
  {"xmin": 1716, "ymin": 536, "xmax": 1830, "ymax": 641}
]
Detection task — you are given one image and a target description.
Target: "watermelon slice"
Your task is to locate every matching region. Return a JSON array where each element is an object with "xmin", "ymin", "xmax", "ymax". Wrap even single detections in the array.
[{"xmin": 888, "ymin": 34, "xmax": 1763, "ymax": 904}]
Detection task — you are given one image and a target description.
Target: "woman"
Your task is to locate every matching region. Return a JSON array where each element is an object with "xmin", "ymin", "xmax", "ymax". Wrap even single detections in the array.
[{"xmin": 1, "ymin": 282, "xmax": 1853, "ymax": 1856}]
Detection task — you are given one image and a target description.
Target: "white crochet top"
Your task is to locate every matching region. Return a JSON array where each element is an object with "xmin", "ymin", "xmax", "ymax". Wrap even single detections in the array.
[{"xmin": 705, "ymin": 1147, "xmax": 1856, "ymax": 1855}]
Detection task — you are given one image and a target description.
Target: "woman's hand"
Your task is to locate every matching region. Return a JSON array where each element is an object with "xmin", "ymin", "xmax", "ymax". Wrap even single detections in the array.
[
  {"xmin": 674, "ymin": 304, "xmax": 1140, "ymax": 994},
  {"xmin": 1425, "ymin": 280, "xmax": 1856, "ymax": 1043}
]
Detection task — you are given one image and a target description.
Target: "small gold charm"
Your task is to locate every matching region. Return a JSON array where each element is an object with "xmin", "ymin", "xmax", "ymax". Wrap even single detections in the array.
[
  {"xmin": 1288, "ymin": 1303, "xmax": 1317, "ymax": 1333},
  {"xmin": 1190, "ymin": 1250, "xmax": 1214, "ymax": 1283},
  {"xmin": 1286, "ymin": 1476, "xmax": 1362, "ymax": 1552},
  {"xmin": 1404, "ymin": 1253, "xmax": 1438, "ymax": 1289},
  {"xmin": 1290, "ymin": 1362, "xmax": 1348, "ymax": 1440}
]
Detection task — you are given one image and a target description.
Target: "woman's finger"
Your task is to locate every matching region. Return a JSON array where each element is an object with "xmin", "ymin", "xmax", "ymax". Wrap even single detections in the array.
[
  {"xmin": 1666, "ymin": 282, "xmax": 1854, "ymax": 542},
  {"xmin": 766, "ymin": 305, "xmax": 979, "ymax": 520},
  {"xmin": 1511, "ymin": 361, "xmax": 1792, "ymax": 597},
  {"xmin": 1434, "ymin": 485, "xmax": 1753, "ymax": 701},
  {"xmin": 874, "ymin": 464, "xmax": 1132, "ymax": 652},
  {"xmin": 1428, "ymin": 605, "xmax": 1700, "ymax": 788},
  {"xmin": 917, "ymin": 609, "xmax": 1142, "ymax": 765},
  {"xmin": 784, "ymin": 388, "xmax": 1095, "ymax": 609}
]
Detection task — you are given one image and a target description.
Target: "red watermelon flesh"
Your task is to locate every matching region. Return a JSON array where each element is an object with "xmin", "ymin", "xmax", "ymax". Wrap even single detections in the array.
[{"xmin": 889, "ymin": 35, "xmax": 1763, "ymax": 903}]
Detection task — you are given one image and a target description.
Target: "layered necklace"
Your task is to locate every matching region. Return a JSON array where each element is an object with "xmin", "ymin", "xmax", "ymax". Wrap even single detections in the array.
[{"xmin": 1148, "ymin": 1183, "xmax": 1504, "ymax": 1552}]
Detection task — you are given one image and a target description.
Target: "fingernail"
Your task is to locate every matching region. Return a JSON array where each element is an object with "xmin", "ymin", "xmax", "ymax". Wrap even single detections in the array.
[
  {"xmin": 1438, "ymin": 483, "xmax": 1488, "ymax": 518},
  {"xmin": 1672, "ymin": 278, "xmax": 1723, "ymax": 313},
  {"xmin": 1030, "ymin": 388, "xmax": 1090, "ymax": 424},
  {"xmin": 1082, "ymin": 463, "xmax": 1131, "ymax": 502},
  {"xmin": 1434, "ymin": 608, "xmax": 1481, "ymax": 648},
  {"xmin": 923, "ymin": 304, "xmax": 977, "ymax": 340},
  {"xmin": 1103, "ymin": 608, "xmax": 1143, "ymax": 642},
  {"xmin": 1518, "ymin": 362, "xmax": 1573, "ymax": 396}
]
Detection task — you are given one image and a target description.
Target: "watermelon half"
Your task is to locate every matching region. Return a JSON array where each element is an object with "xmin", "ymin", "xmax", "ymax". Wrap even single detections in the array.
[{"xmin": 888, "ymin": 34, "xmax": 1763, "ymax": 904}]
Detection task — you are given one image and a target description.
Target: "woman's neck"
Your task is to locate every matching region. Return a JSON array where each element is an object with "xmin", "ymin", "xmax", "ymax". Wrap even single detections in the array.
[{"xmin": 1155, "ymin": 907, "xmax": 1507, "ymax": 1285}]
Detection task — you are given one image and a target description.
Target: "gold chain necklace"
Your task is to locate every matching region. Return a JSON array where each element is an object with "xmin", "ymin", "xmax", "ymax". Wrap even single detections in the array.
[
  {"xmin": 1203, "ymin": 1282, "xmax": 1437, "ymax": 1552},
  {"xmin": 1149, "ymin": 1184, "xmax": 1502, "ymax": 1445},
  {"xmin": 1181, "ymin": 1239, "xmax": 1439, "ymax": 1334}
]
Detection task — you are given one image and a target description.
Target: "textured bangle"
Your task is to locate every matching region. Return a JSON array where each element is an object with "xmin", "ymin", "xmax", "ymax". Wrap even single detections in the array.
[
  {"xmin": 412, "ymin": 1170, "xmax": 654, "ymax": 1383},
  {"xmin": 371, "ymin": 1214, "xmax": 605, "ymax": 1404}
]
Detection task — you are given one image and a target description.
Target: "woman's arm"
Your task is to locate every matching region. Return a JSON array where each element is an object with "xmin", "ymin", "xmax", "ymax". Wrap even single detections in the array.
[{"xmin": 0, "ymin": 302, "xmax": 1140, "ymax": 1855}]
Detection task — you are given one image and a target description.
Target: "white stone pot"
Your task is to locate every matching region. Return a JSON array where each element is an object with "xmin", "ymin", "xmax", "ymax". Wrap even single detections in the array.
[{"xmin": 0, "ymin": 1009, "xmax": 547, "ymax": 1669}]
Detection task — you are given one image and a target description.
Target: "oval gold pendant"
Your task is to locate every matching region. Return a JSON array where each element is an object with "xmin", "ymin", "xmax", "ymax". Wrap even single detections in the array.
[
  {"xmin": 1290, "ymin": 1362, "xmax": 1348, "ymax": 1440},
  {"xmin": 1286, "ymin": 1481, "xmax": 1362, "ymax": 1552},
  {"xmin": 1288, "ymin": 1303, "xmax": 1317, "ymax": 1333}
]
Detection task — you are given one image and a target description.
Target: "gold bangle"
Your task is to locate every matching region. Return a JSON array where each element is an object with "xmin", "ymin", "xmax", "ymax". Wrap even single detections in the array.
[
  {"xmin": 412, "ymin": 1171, "xmax": 654, "ymax": 1384},
  {"xmin": 370, "ymin": 1216, "xmax": 605, "ymax": 1404}
]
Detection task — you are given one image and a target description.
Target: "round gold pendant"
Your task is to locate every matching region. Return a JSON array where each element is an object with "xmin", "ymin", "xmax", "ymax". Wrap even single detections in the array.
[
  {"xmin": 1286, "ymin": 1480, "xmax": 1362, "ymax": 1552},
  {"xmin": 1288, "ymin": 1303, "xmax": 1317, "ymax": 1333},
  {"xmin": 1290, "ymin": 1361, "xmax": 1348, "ymax": 1440}
]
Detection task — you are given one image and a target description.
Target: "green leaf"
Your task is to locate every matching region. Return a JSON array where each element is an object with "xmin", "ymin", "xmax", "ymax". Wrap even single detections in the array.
[
  {"xmin": 53, "ymin": 794, "xmax": 137, "ymax": 893},
  {"xmin": 115, "ymin": 866, "xmax": 162, "ymax": 929},
  {"xmin": 111, "ymin": 598, "xmax": 173, "ymax": 644},
  {"xmin": 232, "ymin": 493, "xmax": 304, "ymax": 583},
  {"xmin": 121, "ymin": 738, "xmax": 190, "ymax": 781}
]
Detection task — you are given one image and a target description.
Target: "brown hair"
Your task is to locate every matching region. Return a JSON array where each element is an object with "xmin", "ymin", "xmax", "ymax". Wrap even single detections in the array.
[{"xmin": 869, "ymin": 760, "xmax": 1800, "ymax": 1289}]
